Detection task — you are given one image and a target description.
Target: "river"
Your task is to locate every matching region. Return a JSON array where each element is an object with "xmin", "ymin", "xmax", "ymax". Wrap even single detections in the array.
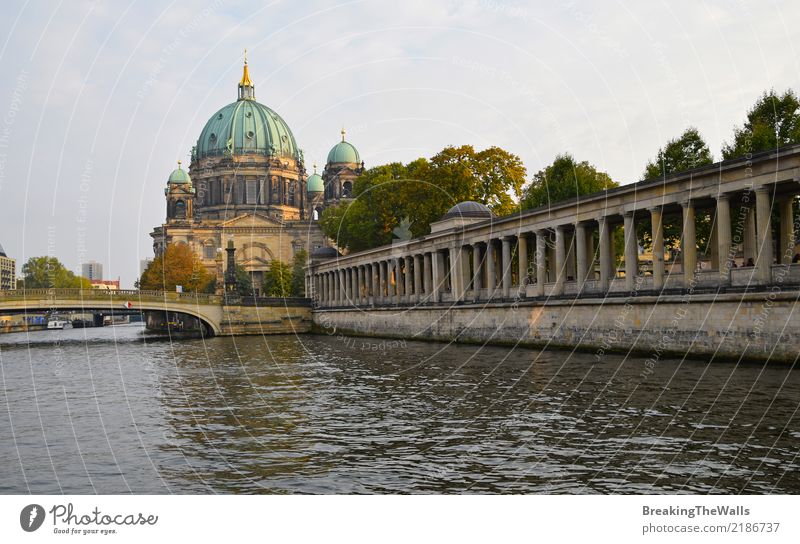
[{"xmin": 0, "ymin": 324, "xmax": 797, "ymax": 494}]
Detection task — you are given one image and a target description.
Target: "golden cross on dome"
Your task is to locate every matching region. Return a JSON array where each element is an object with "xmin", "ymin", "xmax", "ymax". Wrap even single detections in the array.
[
  {"xmin": 244, "ymin": 48, "xmax": 247, "ymax": 65},
  {"xmin": 341, "ymin": 127, "xmax": 346, "ymax": 142},
  {"xmin": 313, "ymin": 163, "xmax": 318, "ymax": 173},
  {"xmin": 177, "ymin": 160, "xmax": 182, "ymax": 169}
]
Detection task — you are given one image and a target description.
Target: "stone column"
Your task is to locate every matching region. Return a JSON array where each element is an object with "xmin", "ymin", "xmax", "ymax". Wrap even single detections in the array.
[
  {"xmin": 598, "ymin": 217, "xmax": 611, "ymax": 291},
  {"xmin": 413, "ymin": 254, "xmax": 423, "ymax": 303},
  {"xmin": 755, "ymin": 186, "xmax": 774, "ymax": 283},
  {"xmin": 575, "ymin": 222, "xmax": 588, "ymax": 292},
  {"xmin": 501, "ymin": 236, "xmax": 512, "ymax": 298},
  {"xmin": 387, "ymin": 260, "xmax": 396, "ymax": 300},
  {"xmin": 535, "ymin": 230, "xmax": 546, "ymax": 297},
  {"xmin": 554, "ymin": 226, "xmax": 566, "ymax": 295},
  {"xmin": 486, "ymin": 239, "xmax": 496, "ymax": 299},
  {"xmin": 432, "ymin": 250, "xmax": 444, "ymax": 303},
  {"xmin": 682, "ymin": 201, "xmax": 697, "ymax": 287},
  {"xmin": 334, "ymin": 270, "xmax": 340, "ymax": 303},
  {"xmin": 779, "ymin": 197, "xmax": 795, "ymax": 264},
  {"xmin": 396, "ymin": 257, "xmax": 406, "ymax": 300},
  {"xmin": 449, "ymin": 246, "xmax": 462, "ymax": 301},
  {"xmin": 379, "ymin": 261, "xmax": 387, "ymax": 303},
  {"xmin": 517, "ymin": 234, "xmax": 528, "ymax": 292},
  {"xmin": 650, "ymin": 207, "xmax": 664, "ymax": 290},
  {"xmin": 372, "ymin": 264, "xmax": 380, "ymax": 304},
  {"xmin": 743, "ymin": 204, "xmax": 757, "ymax": 264},
  {"xmin": 350, "ymin": 267, "xmax": 357, "ymax": 304},
  {"xmin": 354, "ymin": 266, "xmax": 364, "ymax": 304},
  {"xmin": 423, "ymin": 252, "xmax": 432, "ymax": 301},
  {"xmin": 623, "ymin": 211, "xmax": 637, "ymax": 291},
  {"xmin": 716, "ymin": 195, "xmax": 732, "ymax": 282},
  {"xmin": 404, "ymin": 256, "xmax": 413, "ymax": 302},
  {"xmin": 472, "ymin": 243, "xmax": 483, "ymax": 299}
]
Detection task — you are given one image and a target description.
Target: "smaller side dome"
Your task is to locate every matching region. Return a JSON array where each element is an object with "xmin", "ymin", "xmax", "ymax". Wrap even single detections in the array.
[
  {"xmin": 326, "ymin": 128, "xmax": 360, "ymax": 164},
  {"xmin": 307, "ymin": 164, "xmax": 324, "ymax": 193},
  {"xmin": 311, "ymin": 246, "xmax": 339, "ymax": 259},
  {"xmin": 168, "ymin": 161, "xmax": 191, "ymax": 184},
  {"xmin": 442, "ymin": 200, "xmax": 493, "ymax": 220}
]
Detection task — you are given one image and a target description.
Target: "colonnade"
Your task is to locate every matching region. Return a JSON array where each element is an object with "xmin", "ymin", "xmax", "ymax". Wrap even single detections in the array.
[{"xmin": 308, "ymin": 182, "xmax": 798, "ymax": 308}]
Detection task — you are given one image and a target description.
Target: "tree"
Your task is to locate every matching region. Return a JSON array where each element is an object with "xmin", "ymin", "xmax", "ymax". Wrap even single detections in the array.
[
  {"xmin": 262, "ymin": 260, "xmax": 292, "ymax": 297},
  {"xmin": 139, "ymin": 243, "xmax": 213, "ymax": 292},
  {"xmin": 233, "ymin": 265, "xmax": 256, "ymax": 297},
  {"xmin": 639, "ymin": 129, "xmax": 714, "ymax": 253},
  {"xmin": 21, "ymin": 256, "xmax": 91, "ymax": 289},
  {"xmin": 643, "ymin": 127, "xmax": 713, "ymax": 180},
  {"xmin": 520, "ymin": 153, "xmax": 618, "ymax": 210},
  {"xmin": 722, "ymin": 89, "xmax": 800, "ymax": 159},
  {"xmin": 290, "ymin": 249, "xmax": 307, "ymax": 296},
  {"xmin": 319, "ymin": 145, "xmax": 526, "ymax": 252}
]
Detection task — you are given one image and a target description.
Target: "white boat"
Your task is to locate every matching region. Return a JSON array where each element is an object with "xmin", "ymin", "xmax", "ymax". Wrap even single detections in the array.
[{"xmin": 47, "ymin": 319, "xmax": 72, "ymax": 330}]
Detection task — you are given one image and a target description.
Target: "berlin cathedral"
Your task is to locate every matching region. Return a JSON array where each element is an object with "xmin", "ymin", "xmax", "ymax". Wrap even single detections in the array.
[{"xmin": 150, "ymin": 55, "xmax": 363, "ymax": 293}]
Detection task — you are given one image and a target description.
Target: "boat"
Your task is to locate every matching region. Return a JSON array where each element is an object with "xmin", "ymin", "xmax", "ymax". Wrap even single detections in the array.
[{"xmin": 47, "ymin": 319, "xmax": 72, "ymax": 330}]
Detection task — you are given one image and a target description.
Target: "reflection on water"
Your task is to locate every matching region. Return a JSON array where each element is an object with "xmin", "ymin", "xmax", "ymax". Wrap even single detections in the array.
[{"xmin": 0, "ymin": 324, "xmax": 798, "ymax": 494}]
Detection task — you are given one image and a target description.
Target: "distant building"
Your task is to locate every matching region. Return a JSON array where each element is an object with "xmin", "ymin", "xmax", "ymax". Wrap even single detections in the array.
[
  {"xmin": 90, "ymin": 279, "xmax": 120, "ymax": 290},
  {"xmin": 82, "ymin": 261, "xmax": 103, "ymax": 281},
  {"xmin": 0, "ymin": 242, "xmax": 16, "ymax": 290}
]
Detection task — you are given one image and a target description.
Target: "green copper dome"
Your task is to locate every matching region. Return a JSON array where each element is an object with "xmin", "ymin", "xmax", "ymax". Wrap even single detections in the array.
[
  {"xmin": 168, "ymin": 163, "xmax": 191, "ymax": 184},
  {"xmin": 326, "ymin": 129, "xmax": 360, "ymax": 164},
  {"xmin": 307, "ymin": 172, "xmax": 324, "ymax": 193},
  {"xmin": 196, "ymin": 100, "xmax": 299, "ymax": 160}
]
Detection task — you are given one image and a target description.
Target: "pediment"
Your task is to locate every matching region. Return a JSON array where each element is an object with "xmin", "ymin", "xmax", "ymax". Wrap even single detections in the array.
[{"xmin": 219, "ymin": 212, "xmax": 283, "ymax": 228}]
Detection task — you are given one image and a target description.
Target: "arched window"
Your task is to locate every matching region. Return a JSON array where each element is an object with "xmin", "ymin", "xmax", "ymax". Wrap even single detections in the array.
[
  {"xmin": 203, "ymin": 243, "xmax": 216, "ymax": 260},
  {"xmin": 342, "ymin": 181, "xmax": 352, "ymax": 198},
  {"xmin": 174, "ymin": 200, "xmax": 186, "ymax": 219}
]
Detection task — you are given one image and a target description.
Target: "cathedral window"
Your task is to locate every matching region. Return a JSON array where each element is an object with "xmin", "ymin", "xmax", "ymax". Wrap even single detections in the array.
[
  {"xmin": 203, "ymin": 244, "xmax": 216, "ymax": 260},
  {"xmin": 246, "ymin": 180, "xmax": 257, "ymax": 204},
  {"xmin": 342, "ymin": 181, "xmax": 352, "ymax": 198},
  {"xmin": 174, "ymin": 200, "xmax": 186, "ymax": 219}
]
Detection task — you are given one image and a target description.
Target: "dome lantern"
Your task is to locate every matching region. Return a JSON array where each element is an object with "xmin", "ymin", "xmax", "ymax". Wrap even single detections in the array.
[{"xmin": 238, "ymin": 49, "xmax": 255, "ymax": 101}]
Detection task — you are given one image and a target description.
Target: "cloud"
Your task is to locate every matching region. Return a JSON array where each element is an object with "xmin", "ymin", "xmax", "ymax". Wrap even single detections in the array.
[{"xmin": 0, "ymin": 0, "xmax": 797, "ymax": 287}]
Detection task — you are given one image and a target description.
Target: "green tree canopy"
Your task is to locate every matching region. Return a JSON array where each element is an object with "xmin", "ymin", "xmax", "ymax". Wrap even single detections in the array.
[
  {"xmin": 232, "ymin": 265, "xmax": 255, "ymax": 297},
  {"xmin": 319, "ymin": 145, "xmax": 526, "ymax": 252},
  {"xmin": 722, "ymin": 89, "xmax": 800, "ymax": 159},
  {"xmin": 520, "ymin": 153, "xmax": 618, "ymax": 210},
  {"xmin": 262, "ymin": 260, "xmax": 292, "ymax": 297},
  {"xmin": 290, "ymin": 249, "xmax": 307, "ymax": 297},
  {"xmin": 638, "ymin": 129, "xmax": 714, "ymax": 253},
  {"xmin": 139, "ymin": 243, "xmax": 213, "ymax": 292},
  {"xmin": 643, "ymin": 127, "xmax": 713, "ymax": 180},
  {"xmin": 21, "ymin": 256, "xmax": 91, "ymax": 289}
]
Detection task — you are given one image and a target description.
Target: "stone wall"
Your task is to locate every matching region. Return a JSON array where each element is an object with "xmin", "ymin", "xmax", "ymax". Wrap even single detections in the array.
[
  {"xmin": 312, "ymin": 291, "xmax": 800, "ymax": 362},
  {"xmin": 220, "ymin": 303, "xmax": 311, "ymax": 335}
]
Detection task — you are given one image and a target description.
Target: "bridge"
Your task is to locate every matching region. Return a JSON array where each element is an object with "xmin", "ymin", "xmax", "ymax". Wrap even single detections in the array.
[{"xmin": 0, "ymin": 289, "xmax": 313, "ymax": 337}]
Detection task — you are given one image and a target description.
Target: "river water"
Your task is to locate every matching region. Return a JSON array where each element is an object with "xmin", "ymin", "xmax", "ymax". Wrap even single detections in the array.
[{"xmin": 0, "ymin": 324, "xmax": 797, "ymax": 494}]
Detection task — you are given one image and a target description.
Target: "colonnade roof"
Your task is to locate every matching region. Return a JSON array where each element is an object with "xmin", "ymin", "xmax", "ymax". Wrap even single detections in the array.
[{"xmin": 310, "ymin": 143, "xmax": 800, "ymax": 269}]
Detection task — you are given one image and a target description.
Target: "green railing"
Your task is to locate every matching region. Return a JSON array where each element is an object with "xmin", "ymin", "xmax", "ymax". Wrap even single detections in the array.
[{"xmin": 0, "ymin": 289, "xmax": 223, "ymax": 304}]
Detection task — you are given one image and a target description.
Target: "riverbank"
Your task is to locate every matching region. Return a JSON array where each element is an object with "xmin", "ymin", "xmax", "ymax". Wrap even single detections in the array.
[{"xmin": 312, "ymin": 290, "xmax": 800, "ymax": 363}]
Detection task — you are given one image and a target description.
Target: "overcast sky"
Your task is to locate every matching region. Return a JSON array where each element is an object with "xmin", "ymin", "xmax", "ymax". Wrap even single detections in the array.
[{"xmin": 0, "ymin": 0, "xmax": 798, "ymax": 287}]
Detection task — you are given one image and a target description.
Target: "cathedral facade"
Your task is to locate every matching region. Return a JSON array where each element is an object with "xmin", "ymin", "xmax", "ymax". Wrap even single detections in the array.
[{"xmin": 150, "ymin": 57, "xmax": 362, "ymax": 293}]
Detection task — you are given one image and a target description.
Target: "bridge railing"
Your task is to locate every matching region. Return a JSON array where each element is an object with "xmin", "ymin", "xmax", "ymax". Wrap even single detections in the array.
[{"xmin": 0, "ymin": 289, "xmax": 223, "ymax": 304}]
